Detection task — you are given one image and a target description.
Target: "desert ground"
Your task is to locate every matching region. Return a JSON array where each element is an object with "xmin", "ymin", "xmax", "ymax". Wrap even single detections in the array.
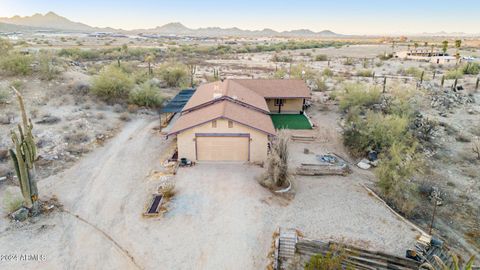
[{"xmin": 1, "ymin": 33, "xmax": 479, "ymax": 269}]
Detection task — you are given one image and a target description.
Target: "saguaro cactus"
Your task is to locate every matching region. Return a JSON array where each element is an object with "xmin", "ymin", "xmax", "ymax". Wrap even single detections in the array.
[{"xmin": 9, "ymin": 87, "xmax": 39, "ymax": 214}]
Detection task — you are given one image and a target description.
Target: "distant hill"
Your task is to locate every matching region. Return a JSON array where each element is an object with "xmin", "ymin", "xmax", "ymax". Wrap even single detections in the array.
[
  {"xmin": 136, "ymin": 22, "xmax": 343, "ymax": 37},
  {"xmin": 0, "ymin": 22, "xmax": 51, "ymax": 32},
  {"xmin": 0, "ymin": 12, "xmax": 118, "ymax": 32}
]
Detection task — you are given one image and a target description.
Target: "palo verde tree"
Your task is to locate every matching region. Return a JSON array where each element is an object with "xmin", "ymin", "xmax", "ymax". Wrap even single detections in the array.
[
  {"xmin": 9, "ymin": 87, "xmax": 40, "ymax": 215},
  {"xmin": 442, "ymin": 40, "xmax": 449, "ymax": 55}
]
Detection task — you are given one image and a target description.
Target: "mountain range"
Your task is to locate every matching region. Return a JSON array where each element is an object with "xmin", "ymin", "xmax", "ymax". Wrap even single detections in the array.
[
  {"xmin": 0, "ymin": 12, "xmax": 477, "ymax": 37},
  {"xmin": 0, "ymin": 12, "xmax": 342, "ymax": 37}
]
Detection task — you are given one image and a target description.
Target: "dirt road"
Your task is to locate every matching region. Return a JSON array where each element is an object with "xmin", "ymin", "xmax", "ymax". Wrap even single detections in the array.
[{"xmin": 0, "ymin": 118, "xmax": 167, "ymax": 269}]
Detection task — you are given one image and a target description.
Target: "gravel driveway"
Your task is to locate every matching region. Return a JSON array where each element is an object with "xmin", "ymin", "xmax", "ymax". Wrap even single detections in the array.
[{"xmin": 0, "ymin": 119, "xmax": 418, "ymax": 270}]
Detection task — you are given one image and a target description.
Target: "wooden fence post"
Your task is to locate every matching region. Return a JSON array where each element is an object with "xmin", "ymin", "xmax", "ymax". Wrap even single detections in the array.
[
  {"xmin": 441, "ymin": 76, "xmax": 445, "ymax": 87},
  {"xmin": 475, "ymin": 77, "xmax": 479, "ymax": 91},
  {"xmin": 383, "ymin": 77, "xmax": 387, "ymax": 93}
]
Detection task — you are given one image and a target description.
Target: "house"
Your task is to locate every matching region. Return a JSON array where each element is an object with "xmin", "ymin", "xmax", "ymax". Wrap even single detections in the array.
[
  {"xmin": 394, "ymin": 50, "xmax": 458, "ymax": 65},
  {"xmin": 167, "ymin": 79, "xmax": 310, "ymax": 162}
]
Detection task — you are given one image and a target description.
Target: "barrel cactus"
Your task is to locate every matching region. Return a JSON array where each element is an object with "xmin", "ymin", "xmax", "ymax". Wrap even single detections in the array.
[{"xmin": 9, "ymin": 87, "xmax": 39, "ymax": 214}]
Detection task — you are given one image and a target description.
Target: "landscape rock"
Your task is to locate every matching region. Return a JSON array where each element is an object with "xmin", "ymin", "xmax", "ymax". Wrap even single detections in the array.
[
  {"xmin": 357, "ymin": 160, "xmax": 371, "ymax": 170},
  {"xmin": 11, "ymin": 207, "xmax": 29, "ymax": 222},
  {"xmin": 0, "ymin": 116, "xmax": 11, "ymax": 125},
  {"xmin": 36, "ymin": 115, "xmax": 61, "ymax": 125}
]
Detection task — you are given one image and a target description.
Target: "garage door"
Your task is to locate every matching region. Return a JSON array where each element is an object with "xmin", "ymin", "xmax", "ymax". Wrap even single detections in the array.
[{"xmin": 196, "ymin": 135, "xmax": 249, "ymax": 161}]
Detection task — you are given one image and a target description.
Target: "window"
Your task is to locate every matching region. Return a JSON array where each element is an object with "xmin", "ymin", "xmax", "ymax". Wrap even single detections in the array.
[
  {"xmin": 228, "ymin": 121, "xmax": 233, "ymax": 128},
  {"xmin": 212, "ymin": 120, "xmax": 217, "ymax": 128},
  {"xmin": 274, "ymin": 99, "xmax": 284, "ymax": 106}
]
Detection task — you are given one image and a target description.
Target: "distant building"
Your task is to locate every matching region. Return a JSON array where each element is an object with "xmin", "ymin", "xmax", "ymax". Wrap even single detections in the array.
[{"xmin": 394, "ymin": 50, "xmax": 458, "ymax": 65}]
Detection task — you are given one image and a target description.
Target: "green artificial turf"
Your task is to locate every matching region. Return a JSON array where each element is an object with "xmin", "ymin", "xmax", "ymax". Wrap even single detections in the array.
[{"xmin": 270, "ymin": 114, "xmax": 312, "ymax": 130}]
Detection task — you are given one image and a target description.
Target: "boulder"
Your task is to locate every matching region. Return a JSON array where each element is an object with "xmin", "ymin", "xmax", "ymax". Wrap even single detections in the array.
[{"xmin": 11, "ymin": 207, "xmax": 29, "ymax": 222}]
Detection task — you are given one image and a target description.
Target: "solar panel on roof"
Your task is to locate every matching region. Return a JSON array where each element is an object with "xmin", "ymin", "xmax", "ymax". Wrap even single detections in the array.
[{"xmin": 161, "ymin": 89, "xmax": 195, "ymax": 113}]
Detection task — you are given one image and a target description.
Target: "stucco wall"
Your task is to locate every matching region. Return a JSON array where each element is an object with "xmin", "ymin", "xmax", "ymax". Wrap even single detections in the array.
[
  {"xmin": 266, "ymin": 98, "xmax": 304, "ymax": 113},
  {"xmin": 177, "ymin": 118, "xmax": 269, "ymax": 163}
]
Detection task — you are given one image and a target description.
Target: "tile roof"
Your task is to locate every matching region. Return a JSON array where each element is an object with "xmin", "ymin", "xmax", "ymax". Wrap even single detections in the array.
[
  {"xmin": 182, "ymin": 80, "xmax": 269, "ymax": 113},
  {"xmin": 168, "ymin": 79, "xmax": 310, "ymax": 136},
  {"xmin": 231, "ymin": 79, "xmax": 310, "ymax": 98},
  {"xmin": 168, "ymin": 100, "xmax": 275, "ymax": 135}
]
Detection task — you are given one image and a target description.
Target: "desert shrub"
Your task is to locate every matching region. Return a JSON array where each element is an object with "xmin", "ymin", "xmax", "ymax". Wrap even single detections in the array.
[
  {"xmin": 322, "ymin": 68, "xmax": 333, "ymax": 77},
  {"xmin": 344, "ymin": 111, "xmax": 410, "ymax": 155},
  {"xmin": 314, "ymin": 54, "xmax": 328, "ymax": 61},
  {"xmin": 289, "ymin": 63, "xmax": 316, "ymax": 80},
  {"xmin": 375, "ymin": 142, "xmax": 423, "ymax": 216},
  {"xmin": 313, "ymin": 77, "xmax": 328, "ymax": 92},
  {"xmin": 64, "ymin": 131, "xmax": 90, "ymax": 144},
  {"xmin": 9, "ymin": 80, "xmax": 24, "ymax": 90},
  {"xmin": 305, "ymin": 245, "xmax": 351, "ymax": 270},
  {"xmin": 0, "ymin": 53, "xmax": 33, "ymax": 75},
  {"xmin": 462, "ymin": 62, "xmax": 480, "ymax": 75},
  {"xmin": 3, "ymin": 191, "xmax": 24, "ymax": 213},
  {"xmin": 260, "ymin": 130, "xmax": 291, "ymax": 188},
  {"xmin": 128, "ymin": 81, "xmax": 164, "ymax": 108},
  {"xmin": 37, "ymin": 51, "xmax": 62, "ymax": 80},
  {"xmin": 337, "ymin": 83, "xmax": 381, "ymax": 111},
  {"xmin": 445, "ymin": 68, "xmax": 464, "ymax": 80},
  {"xmin": 273, "ymin": 69, "xmax": 288, "ymax": 79},
  {"xmin": 271, "ymin": 54, "xmax": 292, "ymax": 63},
  {"xmin": 159, "ymin": 182, "xmax": 176, "ymax": 198},
  {"xmin": 399, "ymin": 67, "xmax": 423, "ymax": 78},
  {"xmin": 58, "ymin": 48, "xmax": 101, "ymax": 61},
  {"xmin": 91, "ymin": 65, "xmax": 134, "ymax": 102},
  {"xmin": 0, "ymin": 38, "xmax": 13, "ymax": 55},
  {"xmin": 0, "ymin": 88, "xmax": 9, "ymax": 104},
  {"xmin": 356, "ymin": 69, "xmax": 373, "ymax": 77},
  {"xmin": 158, "ymin": 62, "xmax": 188, "ymax": 87}
]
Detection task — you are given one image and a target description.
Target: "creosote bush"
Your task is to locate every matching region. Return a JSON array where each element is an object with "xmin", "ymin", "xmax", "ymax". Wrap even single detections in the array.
[
  {"xmin": 314, "ymin": 54, "xmax": 328, "ymax": 61},
  {"xmin": 91, "ymin": 65, "xmax": 134, "ymax": 102},
  {"xmin": 375, "ymin": 142, "xmax": 423, "ymax": 216},
  {"xmin": 158, "ymin": 62, "xmax": 188, "ymax": 87},
  {"xmin": 0, "ymin": 53, "xmax": 33, "ymax": 76},
  {"xmin": 0, "ymin": 88, "xmax": 9, "ymax": 104},
  {"xmin": 337, "ymin": 83, "xmax": 381, "ymax": 111},
  {"xmin": 38, "ymin": 51, "xmax": 63, "ymax": 80},
  {"xmin": 344, "ymin": 111, "xmax": 410, "ymax": 156},
  {"xmin": 445, "ymin": 68, "xmax": 463, "ymax": 80},
  {"xmin": 356, "ymin": 69, "xmax": 373, "ymax": 77},
  {"xmin": 129, "ymin": 81, "xmax": 164, "ymax": 108}
]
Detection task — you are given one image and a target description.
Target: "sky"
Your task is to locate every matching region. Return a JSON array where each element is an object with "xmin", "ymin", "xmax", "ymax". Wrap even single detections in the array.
[{"xmin": 0, "ymin": 0, "xmax": 479, "ymax": 35}]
